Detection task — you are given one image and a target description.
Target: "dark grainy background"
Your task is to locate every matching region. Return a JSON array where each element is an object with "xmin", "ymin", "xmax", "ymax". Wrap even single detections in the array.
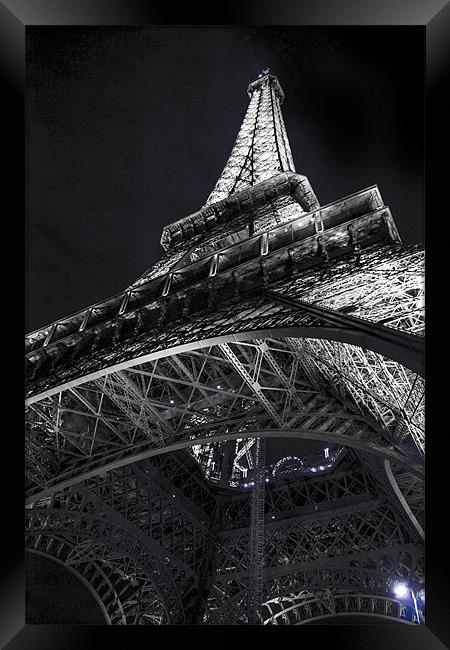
[
  {"xmin": 24, "ymin": 25, "xmax": 425, "ymax": 625},
  {"xmin": 25, "ymin": 553, "xmax": 104, "ymax": 624},
  {"xmin": 26, "ymin": 26, "xmax": 424, "ymax": 333}
]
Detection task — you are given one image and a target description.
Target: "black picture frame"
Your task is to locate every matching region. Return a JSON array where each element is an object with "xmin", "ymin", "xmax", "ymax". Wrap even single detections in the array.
[{"xmin": 2, "ymin": 1, "xmax": 449, "ymax": 647}]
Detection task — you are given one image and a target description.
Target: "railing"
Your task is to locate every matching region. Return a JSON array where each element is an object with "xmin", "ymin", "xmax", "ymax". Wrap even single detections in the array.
[{"xmin": 25, "ymin": 184, "xmax": 391, "ymax": 357}]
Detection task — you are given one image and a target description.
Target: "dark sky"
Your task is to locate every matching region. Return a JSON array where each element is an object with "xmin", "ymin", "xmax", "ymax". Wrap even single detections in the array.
[{"xmin": 26, "ymin": 26, "xmax": 424, "ymax": 333}]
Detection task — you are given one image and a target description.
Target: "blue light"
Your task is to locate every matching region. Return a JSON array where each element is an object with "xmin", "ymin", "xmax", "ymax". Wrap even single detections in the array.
[{"xmin": 393, "ymin": 582, "xmax": 409, "ymax": 599}]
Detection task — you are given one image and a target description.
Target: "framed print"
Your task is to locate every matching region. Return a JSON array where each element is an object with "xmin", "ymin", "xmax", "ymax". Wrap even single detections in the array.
[{"xmin": 1, "ymin": 1, "xmax": 449, "ymax": 647}]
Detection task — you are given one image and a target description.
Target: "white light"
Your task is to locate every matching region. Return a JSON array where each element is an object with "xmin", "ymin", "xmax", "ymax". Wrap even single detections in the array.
[
  {"xmin": 169, "ymin": 399, "xmax": 174, "ymax": 405},
  {"xmin": 266, "ymin": 478, "xmax": 269, "ymax": 482},
  {"xmin": 217, "ymin": 385, "xmax": 221, "ymax": 390},
  {"xmin": 417, "ymin": 589, "xmax": 425, "ymax": 603},
  {"xmin": 324, "ymin": 447, "xmax": 329, "ymax": 459},
  {"xmin": 272, "ymin": 515, "xmax": 275, "ymax": 519},
  {"xmin": 393, "ymin": 582, "xmax": 409, "ymax": 599},
  {"xmin": 172, "ymin": 494, "xmax": 176, "ymax": 498},
  {"xmin": 319, "ymin": 466, "xmax": 324, "ymax": 471},
  {"xmin": 311, "ymin": 467, "xmax": 317, "ymax": 472}
]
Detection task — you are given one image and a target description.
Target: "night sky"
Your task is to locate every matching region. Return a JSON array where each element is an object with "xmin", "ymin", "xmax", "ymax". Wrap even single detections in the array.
[
  {"xmin": 24, "ymin": 27, "xmax": 425, "ymax": 620},
  {"xmin": 26, "ymin": 26, "xmax": 424, "ymax": 333}
]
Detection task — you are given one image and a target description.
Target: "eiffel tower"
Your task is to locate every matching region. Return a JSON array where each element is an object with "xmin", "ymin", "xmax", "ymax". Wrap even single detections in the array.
[{"xmin": 25, "ymin": 70, "xmax": 425, "ymax": 625}]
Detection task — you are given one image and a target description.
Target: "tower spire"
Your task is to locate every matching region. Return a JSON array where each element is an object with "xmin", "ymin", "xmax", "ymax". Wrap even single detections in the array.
[{"xmin": 204, "ymin": 72, "xmax": 296, "ymax": 207}]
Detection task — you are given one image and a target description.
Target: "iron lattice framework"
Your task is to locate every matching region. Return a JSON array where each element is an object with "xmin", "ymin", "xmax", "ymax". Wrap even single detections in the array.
[{"xmin": 25, "ymin": 72, "xmax": 424, "ymax": 625}]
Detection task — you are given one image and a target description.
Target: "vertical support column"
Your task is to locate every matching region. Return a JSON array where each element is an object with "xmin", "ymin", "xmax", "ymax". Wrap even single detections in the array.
[
  {"xmin": 248, "ymin": 436, "xmax": 266, "ymax": 625},
  {"xmin": 193, "ymin": 497, "xmax": 224, "ymax": 624}
]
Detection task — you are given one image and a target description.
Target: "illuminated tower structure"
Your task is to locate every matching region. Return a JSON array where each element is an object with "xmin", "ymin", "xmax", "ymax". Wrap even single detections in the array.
[{"xmin": 25, "ymin": 71, "xmax": 425, "ymax": 625}]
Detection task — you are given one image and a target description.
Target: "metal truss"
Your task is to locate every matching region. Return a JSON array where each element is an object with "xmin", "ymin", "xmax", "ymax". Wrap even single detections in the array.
[
  {"xmin": 26, "ymin": 191, "xmax": 414, "ymax": 400},
  {"xmin": 248, "ymin": 437, "xmax": 266, "ymax": 624},
  {"xmin": 216, "ymin": 495, "xmax": 419, "ymax": 580},
  {"xmin": 25, "ymin": 334, "xmax": 423, "ymax": 500},
  {"xmin": 204, "ymin": 74, "xmax": 299, "ymax": 207},
  {"xmin": 26, "ymin": 544, "xmax": 167, "ymax": 625},
  {"xmin": 289, "ymin": 338, "xmax": 424, "ymax": 457},
  {"xmin": 281, "ymin": 244, "xmax": 424, "ymax": 336},
  {"xmin": 199, "ymin": 449, "xmax": 423, "ymax": 624},
  {"xmin": 26, "ymin": 500, "xmax": 188, "ymax": 623},
  {"xmin": 25, "ymin": 452, "xmax": 219, "ymax": 624},
  {"xmin": 221, "ymin": 453, "xmax": 376, "ymax": 527},
  {"xmin": 25, "ymin": 72, "xmax": 425, "ymax": 625},
  {"xmin": 96, "ymin": 371, "xmax": 174, "ymax": 441},
  {"xmin": 262, "ymin": 590, "xmax": 424, "ymax": 625},
  {"xmin": 25, "ymin": 444, "xmax": 424, "ymax": 626},
  {"xmin": 387, "ymin": 461, "xmax": 425, "ymax": 533},
  {"xmin": 357, "ymin": 450, "xmax": 424, "ymax": 541}
]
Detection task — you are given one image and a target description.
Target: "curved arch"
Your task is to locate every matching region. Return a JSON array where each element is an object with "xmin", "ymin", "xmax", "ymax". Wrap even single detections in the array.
[
  {"xmin": 26, "ymin": 536, "xmax": 168, "ymax": 625},
  {"xmin": 25, "ymin": 507, "xmax": 184, "ymax": 624},
  {"xmin": 204, "ymin": 556, "xmax": 425, "ymax": 625},
  {"xmin": 263, "ymin": 560, "xmax": 423, "ymax": 600},
  {"xmin": 263, "ymin": 592, "xmax": 422, "ymax": 625},
  {"xmin": 299, "ymin": 612, "xmax": 414, "ymax": 625},
  {"xmin": 384, "ymin": 460, "xmax": 425, "ymax": 542},
  {"xmin": 26, "ymin": 324, "xmax": 423, "ymax": 406},
  {"xmin": 26, "ymin": 548, "xmax": 112, "ymax": 624},
  {"xmin": 25, "ymin": 425, "xmax": 423, "ymax": 504}
]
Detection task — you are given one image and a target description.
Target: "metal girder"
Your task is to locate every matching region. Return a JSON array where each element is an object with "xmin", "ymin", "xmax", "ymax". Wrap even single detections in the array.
[
  {"xmin": 283, "ymin": 245, "xmax": 424, "ymax": 335},
  {"xmin": 25, "ymin": 452, "xmax": 222, "ymax": 624},
  {"xmin": 25, "ymin": 503, "xmax": 188, "ymax": 623},
  {"xmin": 203, "ymin": 74, "xmax": 298, "ymax": 207},
  {"xmin": 94, "ymin": 371, "xmax": 172, "ymax": 443},
  {"xmin": 248, "ymin": 437, "xmax": 266, "ymax": 624},
  {"xmin": 206, "ymin": 506, "xmax": 423, "ymax": 625},
  {"xmin": 26, "ymin": 545, "xmax": 166, "ymax": 625},
  {"xmin": 25, "ymin": 421, "xmax": 423, "ymax": 504},
  {"xmin": 82, "ymin": 462, "xmax": 212, "ymax": 576},
  {"xmin": 293, "ymin": 339, "xmax": 425, "ymax": 457},
  {"xmin": 265, "ymin": 291, "xmax": 424, "ymax": 377},
  {"xmin": 384, "ymin": 460, "xmax": 424, "ymax": 541},
  {"xmin": 25, "ymin": 70, "xmax": 425, "ymax": 626},
  {"xmin": 203, "ymin": 453, "xmax": 422, "ymax": 626},
  {"xmin": 25, "ymin": 239, "xmax": 421, "ymax": 404},
  {"xmin": 222, "ymin": 458, "xmax": 376, "ymax": 528},
  {"xmin": 219, "ymin": 342, "xmax": 283, "ymax": 426},
  {"xmin": 263, "ymin": 592, "xmax": 423, "ymax": 625}
]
